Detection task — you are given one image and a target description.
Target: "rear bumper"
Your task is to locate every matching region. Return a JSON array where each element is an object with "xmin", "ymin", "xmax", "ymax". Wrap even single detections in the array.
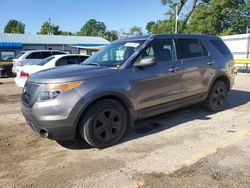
[{"xmin": 15, "ymin": 77, "xmax": 26, "ymax": 87}]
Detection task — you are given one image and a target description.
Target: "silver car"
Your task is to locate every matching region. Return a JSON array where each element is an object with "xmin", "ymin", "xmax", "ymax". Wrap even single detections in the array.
[{"xmin": 21, "ymin": 34, "xmax": 235, "ymax": 148}]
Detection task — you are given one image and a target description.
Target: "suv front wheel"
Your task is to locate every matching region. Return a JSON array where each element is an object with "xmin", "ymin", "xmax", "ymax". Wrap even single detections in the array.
[
  {"xmin": 79, "ymin": 99, "xmax": 127, "ymax": 148},
  {"xmin": 205, "ymin": 81, "xmax": 228, "ymax": 112}
]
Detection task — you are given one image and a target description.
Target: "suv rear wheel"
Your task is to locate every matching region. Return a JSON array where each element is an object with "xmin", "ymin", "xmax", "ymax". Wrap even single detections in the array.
[
  {"xmin": 79, "ymin": 99, "xmax": 127, "ymax": 148},
  {"xmin": 205, "ymin": 81, "xmax": 228, "ymax": 112}
]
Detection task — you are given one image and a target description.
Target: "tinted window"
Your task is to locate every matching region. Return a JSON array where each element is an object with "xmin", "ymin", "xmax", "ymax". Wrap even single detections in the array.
[
  {"xmin": 56, "ymin": 57, "xmax": 68, "ymax": 66},
  {"xmin": 52, "ymin": 51, "xmax": 65, "ymax": 55},
  {"xmin": 67, "ymin": 56, "xmax": 80, "ymax": 65},
  {"xmin": 40, "ymin": 52, "xmax": 52, "ymax": 59},
  {"xmin": 210, "ymin": 39, "xmax": 231, "ymax": 55},
  {"xmin": 178, "ymin": 38, "xmax": 206, "ymax": 59},
  {"xmin": 79, "ymin": 56, "xmax": 88, "ymax": 63},
  {"xmin": 26, "ymin": 52, "xmax": 42, "ymax": 59},
  {"xmin": 140, "ymin": 38, "xmax": 177, "ymax": 62}
]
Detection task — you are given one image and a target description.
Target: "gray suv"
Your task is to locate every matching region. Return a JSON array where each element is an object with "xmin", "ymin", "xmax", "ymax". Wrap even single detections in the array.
[{"xmin": 21, "ymin": 34, "xmax": 235, "ymax": 148}]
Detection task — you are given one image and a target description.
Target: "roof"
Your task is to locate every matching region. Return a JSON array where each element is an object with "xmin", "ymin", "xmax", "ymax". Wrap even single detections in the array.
[
  {"xmin": 0, "ymin": 33, "xmax": 110, "ymax": 46},
  {"xmin": 119, "ymin": 33, "xmax": 219, "ymax": 41}
]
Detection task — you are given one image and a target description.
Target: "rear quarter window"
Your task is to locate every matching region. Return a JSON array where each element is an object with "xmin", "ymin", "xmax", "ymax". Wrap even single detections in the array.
[{"xmin": 210, "ymin": 39, "xmax": 231, "ymax": 56}]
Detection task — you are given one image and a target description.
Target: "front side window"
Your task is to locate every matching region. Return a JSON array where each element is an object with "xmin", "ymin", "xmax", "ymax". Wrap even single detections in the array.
[
  {"xmin": 178, "ymin": 38, "xmax": 207, "ymax": 59},
  {"xmin": 139, "ymin": 38, "xmax": 177, "ymax": 62},
  {"xmin": 82, "ymin": 40, "xmax": 146, "ymax": 68},
  {"xmin": 67, "ymin": 56, "xmax": 80, "ymax": 65}
]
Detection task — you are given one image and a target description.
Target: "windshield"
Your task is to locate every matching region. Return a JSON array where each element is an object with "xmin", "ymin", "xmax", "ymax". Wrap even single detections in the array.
[
  {"xmin": 82, "ymin": 40, "xmax": 146, "ymax": 68},
  {"xmin": 33, "ymin": 56, "xmax": 55, "ymax": 66}
]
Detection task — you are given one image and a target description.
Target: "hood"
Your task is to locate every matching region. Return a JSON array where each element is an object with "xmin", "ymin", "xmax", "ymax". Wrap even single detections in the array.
[{"xmin": 29, "ymin": 64, "xmax": 118, "ymax": 84}]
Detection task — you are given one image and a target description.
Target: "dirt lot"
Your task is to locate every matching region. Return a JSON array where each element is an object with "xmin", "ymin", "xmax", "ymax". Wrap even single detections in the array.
[{"xmin": 1, "ymin": 74, "xmax": 250, "ymax": 188}]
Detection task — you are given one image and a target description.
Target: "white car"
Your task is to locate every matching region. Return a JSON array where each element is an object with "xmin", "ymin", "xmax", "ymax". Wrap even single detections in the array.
[
  {"xmin": 15, "ymin": 54, "xmax": 89, "ymax": 87},
  {"xmin": 12, "ymin": 50, "xmax": 66, "ymax": 74}
]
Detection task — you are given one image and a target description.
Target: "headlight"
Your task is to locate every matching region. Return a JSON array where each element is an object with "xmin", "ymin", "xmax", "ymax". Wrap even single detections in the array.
[{"xmin": 38, "ymin": 81, "xmax": 81, "ymax": 101}]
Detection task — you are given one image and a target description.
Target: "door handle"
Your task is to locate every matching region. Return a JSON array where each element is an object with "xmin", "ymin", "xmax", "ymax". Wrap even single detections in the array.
[
  {"xmin": 168, "ymin": 67, "xmax": 180, "ymax": 73},
  {"xmin": 207, "ymin": 61, "xmax": 214, "ymax": 65}
]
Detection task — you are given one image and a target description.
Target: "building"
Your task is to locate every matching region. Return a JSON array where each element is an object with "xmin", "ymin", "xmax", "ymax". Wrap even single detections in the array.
[
  {"xmin": 221, "ymin": 33, "xmax": 250, "ymax": 59},
  {"xmin": 221, "ymin": 34, "xmax": 250, "ymax": 70},
  {"xmin": 0, "ymin": 33, "xmax": 110, "ymax": 61}
]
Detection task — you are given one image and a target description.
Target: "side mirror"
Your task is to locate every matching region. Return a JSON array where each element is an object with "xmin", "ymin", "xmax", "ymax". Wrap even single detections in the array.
[{"xmin": 134, "ymin": 56, "xmax": 156, "ymax": 68}]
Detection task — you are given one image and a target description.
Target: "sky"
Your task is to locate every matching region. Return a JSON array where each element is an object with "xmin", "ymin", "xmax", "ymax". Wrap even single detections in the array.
[{"xmin": 0, "ymin": 0, "xmax": 167, "ymax": 34}]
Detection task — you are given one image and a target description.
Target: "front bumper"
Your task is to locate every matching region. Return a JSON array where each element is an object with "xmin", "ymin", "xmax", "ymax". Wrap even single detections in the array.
[{"xmin": 21, "ymin": 89, "xmax": 84, "ymax": 141}]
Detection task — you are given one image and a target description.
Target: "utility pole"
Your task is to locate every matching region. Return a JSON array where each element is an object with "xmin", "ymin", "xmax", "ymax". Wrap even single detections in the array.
[
  {"xmin": 175, "ymin": 4, "xmax": 178, "ymax": 34},
  {"xmin": 48, "ymin": 18, "xmax": 51, "ymax": 35}
]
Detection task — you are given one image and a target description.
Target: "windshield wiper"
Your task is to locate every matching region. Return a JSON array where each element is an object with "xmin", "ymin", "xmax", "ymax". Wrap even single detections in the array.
[{"xmin": 84, "ymin": 63, "xmax": 101, "ymax": 67}]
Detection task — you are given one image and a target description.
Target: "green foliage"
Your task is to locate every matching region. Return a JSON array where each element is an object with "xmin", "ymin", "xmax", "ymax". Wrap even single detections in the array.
[
  {"xmin": 4, "ymin": 19, "xmax": 25, "ymax": 34},
  {"xmin": 147, "ymin": 0, "xmax": 250, "ymax": 35},
  {"xmin": 79, "ymin": 19, "xmax": 106, "ymax": 36},
  {"xmin": 104, "ymin": 30, "xmax": 119, "ymax": 41},
  {"xmin": 38, "ymin": 21, "xmax": 60, "ymax": 35},
  {"xmin": 147, "ymin": 20, "xmax": 175, "ymax": 34},
  {"xmin": 187, "ymin": 0, "xmax": 249, "ymax": 35},
  {"xmin": 59, "ymin": 31, "xmax": 73, "ymax": 35},
  {"xmin": 129, "ymin": 26, "xmax": 143, "ymax": 35}
]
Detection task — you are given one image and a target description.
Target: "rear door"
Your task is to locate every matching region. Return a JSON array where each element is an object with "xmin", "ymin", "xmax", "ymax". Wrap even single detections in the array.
[
  {"xmin": 177, "ymin": 38, "xmax": 213, "ymax": 98},
  {"xmin": 133, "ymin": 37, "xmax": 183, "ymax": 112}
]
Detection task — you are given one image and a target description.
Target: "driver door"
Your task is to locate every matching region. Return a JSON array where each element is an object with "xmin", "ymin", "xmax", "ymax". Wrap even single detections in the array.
[{"xmin": 132, "ymin": 38, "xmax": 183, "ymax": 116}]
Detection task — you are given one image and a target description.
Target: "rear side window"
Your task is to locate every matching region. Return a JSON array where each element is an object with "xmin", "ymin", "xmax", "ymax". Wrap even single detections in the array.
[
  {"xmin": 210, "ymin": 39, "xmax": 231, "ymax": 55},
  {"xmin": 26, "ymin": 52, "xmax": 42, "ymax": 59},
  {"xmin": 178, "ymin": 38, "xmax": 207, "ymax": 59},
  {"xmin": 40, "ymin": 52, "xmax": 52, "ymax": 59}
]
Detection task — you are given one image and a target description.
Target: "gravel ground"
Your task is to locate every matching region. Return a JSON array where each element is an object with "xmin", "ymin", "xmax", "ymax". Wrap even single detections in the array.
[{"xmin": 0, "ymin": 74, "xmax": 250, "ymax": 188}]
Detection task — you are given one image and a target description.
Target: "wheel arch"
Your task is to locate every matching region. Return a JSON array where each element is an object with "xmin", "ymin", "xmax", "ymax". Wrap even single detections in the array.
[
  {"xmin": 74, "ymin": 92, "xmax": 136, "ymax": 138},
  {"xmin": 209, "ymin": 73, "xmax": 231, "ymax": 92}
]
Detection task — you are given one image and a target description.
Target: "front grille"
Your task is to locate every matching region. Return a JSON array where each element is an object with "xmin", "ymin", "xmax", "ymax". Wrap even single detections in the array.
[{"xmin": 22, "ymin": 82, "xmax": 40, "ymax": 107}]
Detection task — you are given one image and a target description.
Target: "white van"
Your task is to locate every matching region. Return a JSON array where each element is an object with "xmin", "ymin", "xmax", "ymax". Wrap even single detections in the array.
[{"xmin": 12, "ymin": 50, "xmax": 66, "ymax": 74}]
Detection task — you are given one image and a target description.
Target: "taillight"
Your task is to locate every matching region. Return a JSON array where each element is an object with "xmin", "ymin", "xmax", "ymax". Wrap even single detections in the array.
[{"xmin": 20, "ymin": 71, "xmax": 29, "ymax": 78}]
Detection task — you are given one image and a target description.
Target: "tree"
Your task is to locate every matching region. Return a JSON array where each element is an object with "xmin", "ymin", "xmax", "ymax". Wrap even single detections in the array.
[
  {"xmin": 79, "ymin": 19, "xmax": 106, "ymax": 36},
  {"xmin": 146, "ymin": 20, "xmax": 175, "ymax": 34},
  {"xmin": 4, "ymin": 19, "xmax": 25, "ymax": 34},
  {"xmin": 160, "ymin": 0, "xmax": 210, "ymax": 32},
  {"xmin": 129, "ymin": 26, "xmax": 143, "ymax": 35},
  {"xmin": 104, "ymin": 30, "xmax": 119, "ymax": 41},
  {"xmin": 187, "ymin": 0, "xmax": 249, "ymax": 35},
  {"xmin": 59, "ymin": 31, "xmax": 73, "ymax": 35},
  {"xmin": 38, "ymin": 21, "xmax": 60, "ymax": 35}
]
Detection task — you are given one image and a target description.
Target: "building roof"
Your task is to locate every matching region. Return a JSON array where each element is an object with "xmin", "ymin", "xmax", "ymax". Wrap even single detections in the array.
[{"xmin": 0, "ymin": 33, "xmax": 110, "ymax": 46}]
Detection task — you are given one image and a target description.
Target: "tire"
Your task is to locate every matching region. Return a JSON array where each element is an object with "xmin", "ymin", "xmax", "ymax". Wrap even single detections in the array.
[
  {"xmin": 6, "ymin": 69, "xmax": 15, "ymax": 77},
  {"xmin": 205, "ymin": 81, "xmax": 228, "ymax": 112},
  {"xmin": 79, "ymin": 99, "xmax": 128, "ymax": 148}
]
